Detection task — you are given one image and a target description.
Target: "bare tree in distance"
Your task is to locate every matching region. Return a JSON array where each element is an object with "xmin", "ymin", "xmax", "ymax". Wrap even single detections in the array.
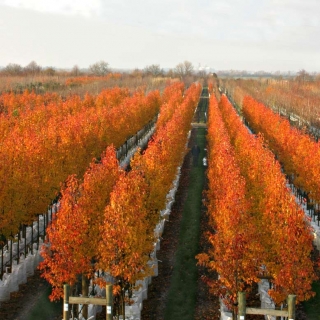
[
  {"xmin": 174, "ymin": 60, "xmax": 194, "ymax": 78},
  {"xmin": 71, "ymin": 65, "xmax": 81, "ymax": 76},
  {"xmin": 43, "ymin": 67, "xmax": 56, "ymax": 76},
  {"xmin": 144, "ymin": 64, "xmax": 164, "ymax": 77},
  {"xmin": 175, "ymin": 63, "xmax": 185, "ymax": 78},
  {"xmin": 130, "ymin": 68, "xmax": 143, "ymax": 78},
  {"xmin": 166, "ymin": 68, "xmax": 176, "ymax": 78},
  {"xmin": 24, "ymin": 61, "xmax": 42, "ymax": 76},
  {"xmin": 89, "ymin": 60, "xmax": 109, "ymax": 76},
  {"xmin": 197, "ymin": 69, "xmax": 207, "ymax": 78},
  {"xmin": 184, "ymin": 61, "xmax": 194, "ymax": 75},
  {"xmin": 296, "ymin": 69, "xmax": 313, "ymax": 83},
  {"xmin": 2, "ymin": 63, "xmax": 23, "ymax": 76}
]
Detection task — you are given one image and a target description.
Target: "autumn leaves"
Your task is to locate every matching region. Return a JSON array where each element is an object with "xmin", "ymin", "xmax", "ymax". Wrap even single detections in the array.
[
  {"xmin": 0, "ymin": 87, "xmax": 161, "ymax": 237},
  {"xmin": 242, "ymin": 95, "xmax": 320, "ymax": 203},
  {"xmin": 39, "ymin": 82, "xmax": 201, "ymax": 307},
  {"xmin": 40, "ymin": 147, "xmax": 120, "ymax": 300},
  {"xmin": 198, "ymin": 93, "xmax": 316, "ymax": 310},
  {"xmin": 197, "ymin": 94, "xmax": 255, "ymax": 308}
]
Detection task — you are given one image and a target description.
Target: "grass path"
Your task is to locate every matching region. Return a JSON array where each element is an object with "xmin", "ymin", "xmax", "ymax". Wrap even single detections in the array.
[
  {"xmin": 164, "ymin": 127, "xmax": 207, "ymax": 320},
  {"xmin": 302, "ymin": 281, "xmax": 320, "ymax": 320},
  {"xmin": 25, "ymin": 286, "xmax": 62, "ymax": 320}
]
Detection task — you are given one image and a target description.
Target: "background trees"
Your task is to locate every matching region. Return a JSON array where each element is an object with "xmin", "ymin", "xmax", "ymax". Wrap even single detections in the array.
[
  {"xmin": 71, "ymin": 65, "xmax": 81, "ymax": 76},
  {"xmin": 89, "ymin": 60, "xmax": 109, "ymax": 76},
  {"xmin": 24, "ymin": 61, "xmax": 42, "ymax": 76},
  {"xmin": 175, "ymin": 60, "xmax": 194, "ymax": 78},
  {"xmin": 143, "ymin": 64, "xmax": 164, "ymax": 77},
  {"xmin": 2, "ymin": 63, "xmax": 23, "ymax": 76}
]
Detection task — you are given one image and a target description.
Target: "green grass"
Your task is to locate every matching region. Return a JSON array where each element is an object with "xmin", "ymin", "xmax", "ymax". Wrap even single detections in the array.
[
  {"xmin": 164, "ymin": 128, "xmax": 206, "ymax": 320},
  {"xmin": 302, "ymin": 281, "xmax": 320, "ymax": 320},
  {"xmin": 26, "ymin": 286, "xmax": 62, "ymax": 320}
]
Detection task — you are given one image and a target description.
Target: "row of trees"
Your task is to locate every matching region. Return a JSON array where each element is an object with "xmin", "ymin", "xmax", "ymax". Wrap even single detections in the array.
[
  {"xmin": 1, "ymin": 60, "xmax": 212, "ymax": 79},
  {"xmin": 39, "ymin": 83, "xmax": 201, "ymax": 319},
  {"xmin": 216, "ymin": 69, "xmax": 319, "ymax": 80},
  {"xmin": 0, "ymin": 61, "xmax": 110, "ymax": 77},
  {"xmin": 242, "ymin": 95, "xmax": 320, "ymax": 203},
  {"xmin": 222, "ymin": 76, "xmax": 320, "ymax": 130},
  {"xmin": 0, "ymin": 86, "xmax": 162, "ymax": 238},
  {"xmin": 197, "ymin": 93, "xmax": 316, "ymax": 314},
  {"xmin": 143, "ymin": 61, "xmax": 194, "ymax": 77},
  {"xmin": 197, "ymin": 93, "xmax": 255, "ymax": 311},
  {"xmin": 2, "ymin": 61, "xmax": 43, "ymax": 76}
]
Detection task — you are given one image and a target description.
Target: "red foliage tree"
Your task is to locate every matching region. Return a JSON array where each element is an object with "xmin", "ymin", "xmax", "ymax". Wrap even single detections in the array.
[{"xmin": 40, "ymin": 146, "xmax": 120, "ymax": 301}]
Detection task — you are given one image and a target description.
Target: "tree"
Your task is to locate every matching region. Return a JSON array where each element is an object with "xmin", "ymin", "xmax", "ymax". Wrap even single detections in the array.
[
  {"xmin": 24, "ymin": 61, "xmax": 42, "ymax": 76},
  {"xmin": 197, "ymin": 69, "xmax": 207, "ymax": 78},
  {"xmin": 89, "ymin": 60, "xmax": 109, "ymax": 76},
  {"xmin": 296, "ymin": 69, "xmax": 312, "ymax": 83},
  {"xmin": 143, "ymin": 64, "xmax": 163, "ymax": 77},
  {"xmin": 43, "ymin": 67, "xmax": 56, "ymax": 76},
  {"xmin": 175, "ymin": 63, "xmax": 185, "ymax": 78},
  {"xmin": 2, "ymin": 63, "xmax": 23, "ymax": 76},
  {"xmin": 165, "ymin": 68, "xmax": 176, "ymax": 78},
  {"xmin": 71, "ymin": 65, "xmax": 81, "ymax": 76},
  {"xmin": 183, "ymin": 60, "xmax": 194, "ymax": 75},
  {"xmin": 98, "ymin": 169, "xmax": 154, "ymax": 319},
  {"xmin": 39, "ymin": 146, "xmax": 120, "ymax": 301},
  {"xmin": 130, "ymin": 68, "xmax": 143, "ymax": 79},
  {"xmin": 175, "ymin": 60, "xmax": 194, "ymax": 77}
]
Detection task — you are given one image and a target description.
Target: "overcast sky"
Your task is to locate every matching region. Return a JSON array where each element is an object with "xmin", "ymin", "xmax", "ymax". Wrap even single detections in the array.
[{"xmin": 0, "ymin": 0, "xmax": 319, "ymax": 72}]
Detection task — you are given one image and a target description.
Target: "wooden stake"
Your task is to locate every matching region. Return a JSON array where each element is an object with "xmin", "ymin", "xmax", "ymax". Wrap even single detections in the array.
[
  {"xmin": 106, "ymin": 284, "xmax": 113, "ymax": 320},
  {"xmin": 63, "ymin": 284, "xmax": 70, "ymax": 320},
  {"xmin": 238, "ymin": 292, "xmax": 246, "ymax": 320},
  {"xmin": 288, "ymin": 295, "xmax": 296, "ymax": 320}
]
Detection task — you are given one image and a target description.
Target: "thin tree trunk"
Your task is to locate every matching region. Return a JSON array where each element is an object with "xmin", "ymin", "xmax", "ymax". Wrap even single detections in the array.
[{"xmin": 82, "ymin": 274, "xmax": 88, "ymax": 318}]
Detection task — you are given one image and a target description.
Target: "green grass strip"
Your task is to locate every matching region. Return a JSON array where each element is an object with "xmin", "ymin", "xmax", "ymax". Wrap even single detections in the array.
[
  {"xmin": 164, "ymin": 127, "xmax": 207, "ymax": 320},
  {"xmin": 302, "ymin": 281, "xmax": 320, "ymax": 320},
  {"xmin": 26, "ymin": 286, "xmax": 62, "ymax": 320}
]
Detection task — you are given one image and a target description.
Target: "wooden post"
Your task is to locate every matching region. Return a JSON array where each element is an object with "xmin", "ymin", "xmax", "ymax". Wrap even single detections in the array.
[
  {"xmin": 82, "ymin": 274, "xmax": 88, "ymax": 319},
  {"xmin": 63, "ymin": 284, "xmax": 70, "ymax": 320},
  {"xmin": 238, "ymin": 292, "xmax": 246, "ymax": 320},
  {"xmin": 106, "ymin": 284, "xmax": 113, "ymax": 320},
  {"xmin": 288, "ymin": 295, "xmax": 296, "ymax": 320}
]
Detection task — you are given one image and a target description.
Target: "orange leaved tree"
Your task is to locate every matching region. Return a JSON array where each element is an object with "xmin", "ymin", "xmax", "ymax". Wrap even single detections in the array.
[
  {"xmin": 40, "ymin": 146, "xmax": 120, "ymax": 301},
  {"xmin": 97, "ymin": 168, "xmax": 154, "ymax": 319},
  {"xmin": 219, "ymin": 94, "xmax": 316, "ymax": 305},
  {"xmin": 197, "ymin": 93, "xmax": 260, "ymax": 312}
]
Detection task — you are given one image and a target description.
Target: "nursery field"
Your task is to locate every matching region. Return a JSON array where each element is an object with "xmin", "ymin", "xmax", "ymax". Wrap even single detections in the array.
[{"xmin": 0, "ymin": 76, "xmax": 320, "ymax": 320}]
